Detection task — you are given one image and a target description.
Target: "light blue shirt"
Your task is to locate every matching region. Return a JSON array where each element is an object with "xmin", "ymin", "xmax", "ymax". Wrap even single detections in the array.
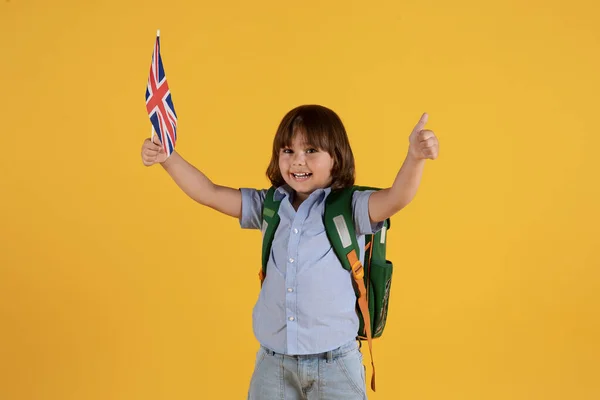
[{"xmin": 239, "ymin": 185, "xmax": 383, "ymax": 355}]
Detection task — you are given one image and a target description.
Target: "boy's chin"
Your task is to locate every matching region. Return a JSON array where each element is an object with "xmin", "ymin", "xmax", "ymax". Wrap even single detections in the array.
[
  {"xmin": 288, "ymin": 183, "xmax": 324, "ymax": 196},
  {"xmin": 283, "ymin": 178, "xmax": 332, "ymax": 192}
]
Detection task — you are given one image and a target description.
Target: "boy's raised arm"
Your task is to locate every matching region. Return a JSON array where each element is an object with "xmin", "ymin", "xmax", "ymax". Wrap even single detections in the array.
[
  {"xmin": 141, "ymin": 138, "xmax": 242, "ymax": 218},
  {"xmin": 368, "ymin": 113, "xmax": 439, "ymax": 223},
  {"xmin": 162, "ymin": 152, "xmax": 242, "ymax": 218}
]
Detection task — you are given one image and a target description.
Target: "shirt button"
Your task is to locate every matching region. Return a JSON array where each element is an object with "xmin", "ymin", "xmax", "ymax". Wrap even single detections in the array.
[
  {"xmin": 287, "ymin": 288, "xmax": 293, "ymax": 292},
  {"xmin": 289, "ymin": 258, "xmax": 295, "ymax": 263},
  {"xmin": 289, "ymin": 316, "xmax": 295, "ymax": 321},
  {"xmin": 293, "ymin": 228, "xmax": 299, "ymax": 234}
]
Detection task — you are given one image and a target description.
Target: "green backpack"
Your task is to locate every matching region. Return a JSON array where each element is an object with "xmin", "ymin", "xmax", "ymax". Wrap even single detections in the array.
[{"xmin": 258, "ymin": 185, "xmax": 394, "ymax": 392}]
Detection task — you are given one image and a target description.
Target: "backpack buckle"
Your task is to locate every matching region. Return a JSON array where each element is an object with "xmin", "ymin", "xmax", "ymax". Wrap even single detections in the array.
[
  {"xmin": 351, "ymin": 262, "xmax": 364, "ymax": 280},
  {"xmin": 346, "ymin": 250, "xmax": 364, "ymax": 280}
]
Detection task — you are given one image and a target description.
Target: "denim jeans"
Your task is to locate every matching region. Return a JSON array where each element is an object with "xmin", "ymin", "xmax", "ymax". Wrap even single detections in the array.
[{"xmin": 247, "ymin": 339, "xmax": 367, "ymax": 400}]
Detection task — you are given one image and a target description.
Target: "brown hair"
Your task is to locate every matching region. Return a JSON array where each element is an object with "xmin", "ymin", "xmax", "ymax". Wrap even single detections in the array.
[{"xmin": 266, "ymin": 105, "xmax": 356, "ymax": 190}]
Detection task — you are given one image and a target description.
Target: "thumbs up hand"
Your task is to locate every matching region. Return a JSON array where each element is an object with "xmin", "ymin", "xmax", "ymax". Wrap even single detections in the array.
[{"xmin": 408, "ymin": 113, "xmax": 439, "ymax": 161}]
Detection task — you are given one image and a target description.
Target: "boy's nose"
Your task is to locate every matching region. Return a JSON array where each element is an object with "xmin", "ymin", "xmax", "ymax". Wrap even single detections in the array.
[{"xmin": 292, "ymin": 154, "xmax": 306, "ymax": 165}]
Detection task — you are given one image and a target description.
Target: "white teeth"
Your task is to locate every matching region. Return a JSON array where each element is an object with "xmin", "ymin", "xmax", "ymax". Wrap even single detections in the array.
[{"xmin": 293, "ymin": 173, "xmax": 311, "ymax": 178}]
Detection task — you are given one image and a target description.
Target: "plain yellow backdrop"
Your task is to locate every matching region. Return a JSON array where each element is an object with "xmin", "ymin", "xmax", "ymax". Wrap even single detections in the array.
[{"xmin": 1, "ymin": 0, "xmax": 599, "ymax": 399}]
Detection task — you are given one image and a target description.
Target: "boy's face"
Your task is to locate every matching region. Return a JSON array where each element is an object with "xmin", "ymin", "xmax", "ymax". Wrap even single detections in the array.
[{"xmin": 278, "ymin": 133, "xmax": 334, "ymax": 201}]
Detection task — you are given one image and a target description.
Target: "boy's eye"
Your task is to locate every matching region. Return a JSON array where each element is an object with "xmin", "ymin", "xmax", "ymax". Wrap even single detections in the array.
[{"xmin": 281, "ymin": 147, "xmax": 318, "ymax": 154}]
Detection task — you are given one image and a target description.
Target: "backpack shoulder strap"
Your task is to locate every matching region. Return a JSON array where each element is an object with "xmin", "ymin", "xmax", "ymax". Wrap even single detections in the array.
[
  {"xmin": 260, "ymin": 186, "xmax": 282, "ymax": 285},
  {"xmin": 323, "ymin": 186, "xmax": 360, "ymax": 273},
  {"xmin": 324, "ymin": 185, "xmax": 380, "ymax": 391}
]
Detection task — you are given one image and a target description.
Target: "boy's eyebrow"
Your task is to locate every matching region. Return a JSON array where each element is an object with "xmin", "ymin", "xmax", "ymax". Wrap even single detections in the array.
[{"xmin": 281, "ymin": 142, "xmax": 314, "ymax": 148}]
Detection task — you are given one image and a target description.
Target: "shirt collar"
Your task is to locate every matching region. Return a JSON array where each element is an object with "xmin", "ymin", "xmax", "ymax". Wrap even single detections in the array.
[{"xmin": 274, "ymin": 184, "xmax": 332, "ymax": 203}]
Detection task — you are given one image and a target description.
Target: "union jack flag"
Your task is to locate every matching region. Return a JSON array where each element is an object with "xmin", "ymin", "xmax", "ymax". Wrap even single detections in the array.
[{"xmin": 145, "ymin": 30, "xmax": 177, "ymax": 156}]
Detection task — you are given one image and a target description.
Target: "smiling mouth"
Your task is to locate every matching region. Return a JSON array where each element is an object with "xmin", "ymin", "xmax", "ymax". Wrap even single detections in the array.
[{"xmin": 291, "ymin": 172, "xmax": 312, "ymax": 181}]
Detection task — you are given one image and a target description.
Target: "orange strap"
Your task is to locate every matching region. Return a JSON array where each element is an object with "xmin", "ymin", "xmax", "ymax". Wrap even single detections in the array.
[{"xmin": 347, "ymin": 249, "xmax": 376, "ymax": 392}]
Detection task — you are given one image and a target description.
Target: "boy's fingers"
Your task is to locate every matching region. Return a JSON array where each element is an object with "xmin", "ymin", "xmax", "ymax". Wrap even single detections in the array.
[
  {"xmin": 143, "ymin": 139, "xmax": 161, "ymax": 152},
  {"xmin": 423, "ymin": 137, "xmax": 438, "ymax": 148},
  {"xmin": 418, "ymin": 129, "xmax": 436, "ymax": 141},
  {"xmin": 145, "ymin": 146, "xmax": 160, "ymax": 153}
]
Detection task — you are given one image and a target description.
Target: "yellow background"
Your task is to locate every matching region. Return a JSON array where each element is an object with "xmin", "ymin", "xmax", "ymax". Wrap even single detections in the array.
[{"xmin": 1, "ymin": 0, "xmax": 599, "ymax": 399}]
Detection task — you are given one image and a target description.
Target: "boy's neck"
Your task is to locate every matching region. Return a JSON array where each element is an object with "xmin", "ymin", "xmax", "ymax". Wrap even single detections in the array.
[
  {"xmin": 291, "ymin": 192, "xmax": 307, "ymax": 211},
  {"xmin": 287, "ymin": 186, "xmax": 331, "ymax": 211}
]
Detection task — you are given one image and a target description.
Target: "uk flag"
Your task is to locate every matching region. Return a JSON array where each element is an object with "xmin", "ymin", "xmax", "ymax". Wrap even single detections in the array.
[{"xmin": 145, "ymin": 30, "xmax": 177, "ymax": 156}]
